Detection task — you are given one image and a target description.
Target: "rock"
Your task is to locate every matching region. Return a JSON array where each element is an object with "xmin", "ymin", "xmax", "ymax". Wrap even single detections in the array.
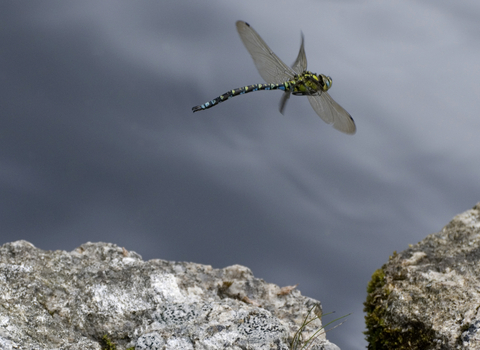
[
  {"xmin": 364, "ymin": 203, "xmax": 480, "ymax": 350},
  {"xmin": 0, "ymin": 240, "xmax": 340, "ymax": 350}
]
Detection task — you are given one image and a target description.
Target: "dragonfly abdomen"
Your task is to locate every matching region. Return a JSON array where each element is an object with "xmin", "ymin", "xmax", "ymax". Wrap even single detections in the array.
[{"xmin": 192, "ymin": 82, "xmax": 293, "ymax": 112}]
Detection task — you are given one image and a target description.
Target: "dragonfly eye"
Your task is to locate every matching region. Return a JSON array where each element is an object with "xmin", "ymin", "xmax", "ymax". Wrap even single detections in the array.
[{"xmin": 319, "ymin": 75, "xmax": 333, "ymax": 91}]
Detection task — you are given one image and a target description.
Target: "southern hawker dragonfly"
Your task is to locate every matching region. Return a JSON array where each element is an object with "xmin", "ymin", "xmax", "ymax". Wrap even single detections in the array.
[{"xmin": 192, "ymin": 21, "xmax": 356, "ymax": 134}]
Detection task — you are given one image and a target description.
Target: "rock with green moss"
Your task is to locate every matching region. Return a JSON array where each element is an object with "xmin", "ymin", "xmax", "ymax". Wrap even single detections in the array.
[
  {"xmin": 0, "ymin": 240, "xmax": 339, "ymax": 349},
  {"xmin": 364, "ymin": 202, "xmax": 480, "ymax": 349}
]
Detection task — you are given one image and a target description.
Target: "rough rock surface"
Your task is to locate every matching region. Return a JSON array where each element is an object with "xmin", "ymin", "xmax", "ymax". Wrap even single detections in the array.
[
  {"xmin": 0, "ymin": 240, "xmax": 339, "ymax": 350},
  {"xmin": 364, "ymin": 203, "xmax": 480, "ymax": 350}
]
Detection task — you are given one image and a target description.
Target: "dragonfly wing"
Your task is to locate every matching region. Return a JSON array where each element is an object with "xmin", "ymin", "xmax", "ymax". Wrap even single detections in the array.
[
  {"xmin": 279, "ymin": 91, "xmax": 291, "ymax": 114},
  {"xmin": 291, "ymin": 32, "xmax": 307, "ymax": 74},
  {"xmin": 307, "ymin": 92, "xmax": 356, "ymax": 134},
  {"xmin": 236, "ymin": 21, "xmax": 296, "ymax": 84},
  {"xmin": 279, "ymin": 33, "xmax": 305, "ymax": 114}
]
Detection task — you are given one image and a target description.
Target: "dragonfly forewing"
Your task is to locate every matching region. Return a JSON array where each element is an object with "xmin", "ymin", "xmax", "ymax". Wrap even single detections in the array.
[{"xmin": 307, "ymin": 93, "xmax": 356, "ymax": 134}]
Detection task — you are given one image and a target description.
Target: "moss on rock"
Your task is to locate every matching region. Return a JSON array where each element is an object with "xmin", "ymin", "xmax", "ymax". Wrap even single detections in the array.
[{"xmin": 363, "ymin": 265, "xmax": 437, "ymax": 349}]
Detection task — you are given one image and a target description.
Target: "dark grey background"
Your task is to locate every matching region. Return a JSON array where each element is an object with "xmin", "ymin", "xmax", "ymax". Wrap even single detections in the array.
[{"xmin": 2, "ymin": 1, "xmax": 480, "ymax": 348}]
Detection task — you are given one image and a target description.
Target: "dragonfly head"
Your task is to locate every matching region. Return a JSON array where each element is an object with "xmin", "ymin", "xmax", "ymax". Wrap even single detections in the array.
[{"xmin": 319, "ymin": 74, "xmax": 333, "ymax": 92}]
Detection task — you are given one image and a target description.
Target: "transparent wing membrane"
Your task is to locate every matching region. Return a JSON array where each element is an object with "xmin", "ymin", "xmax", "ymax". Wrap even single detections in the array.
[
  {"xmin": 236, "ymin": 21, "xmax": 295, "ymax": 84},
  {"xmin": 308, "ymin": 93, "xmax": 356, "ymax": 134},
  {"xmin": 291, "ymin": 33, "xmax": 307, "ymax": 75},
  {"xmin": 281, "ymin": 32, "xmax": 307, "ymax": 114},
  {"xmin": 279, "ymin": 92, "xmax": 291, "ymax": 115}
]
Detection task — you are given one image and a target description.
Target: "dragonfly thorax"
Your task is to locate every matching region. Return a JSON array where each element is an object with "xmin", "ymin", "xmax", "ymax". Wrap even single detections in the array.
[{"xmin": 291, "ymin": 71, "xmax": 332, "ymax": 96}]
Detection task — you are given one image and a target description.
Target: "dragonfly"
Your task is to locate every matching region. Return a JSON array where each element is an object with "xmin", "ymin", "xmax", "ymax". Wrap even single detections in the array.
[{"xmin": 192, "ymin": 21, "xmax": 356, "ymax": 134}]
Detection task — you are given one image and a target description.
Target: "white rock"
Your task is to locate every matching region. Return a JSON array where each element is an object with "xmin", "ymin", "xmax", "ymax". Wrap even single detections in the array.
[{"xmin": 0, "ymin": 240, "xmax": 339, "ymax": 349}]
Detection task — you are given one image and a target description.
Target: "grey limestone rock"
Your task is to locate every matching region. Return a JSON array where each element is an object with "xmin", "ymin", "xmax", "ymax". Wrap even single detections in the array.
[
  {"xmin": 364, "ymin": 202, "xmax": 480, "ymax": 349},
  {"xmin": 0, "ymin": 240, "xmax": 339, "ymax": 350}
]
